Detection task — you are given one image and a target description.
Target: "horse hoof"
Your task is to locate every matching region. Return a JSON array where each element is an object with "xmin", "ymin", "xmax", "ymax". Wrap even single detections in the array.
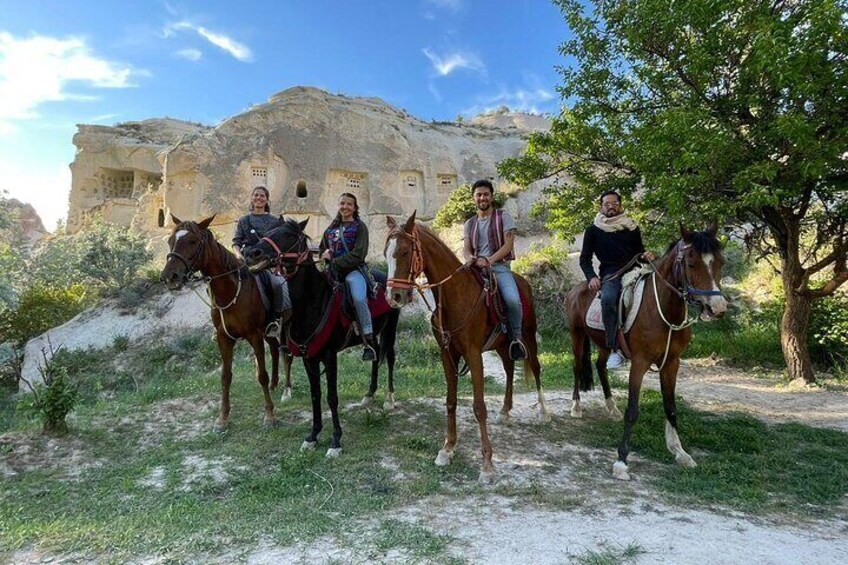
[
  {"xmin": 434, "ymin": 449, "xmax": 453, "ymax": 467},
  {"xmin": 383, "ymin": 393, "xmax": 395, "ymax": 411},
  {"xmin": 612, "ymin": 461, "xmax": 631, "ymax": 481},
  {"xmin": 539, "ymin": 408, "xmax": 552, "ymax": 423},
  {"xmin": 361, "ymin": 395, "xmax": 373, "ymax": 407},
  {"xmin": 280, "ymin": 387, "xmax": 292, "ymax": 402},
  {"xmin": 262, "ymin": 420, "xmax": 278, "ymax": 430},
  {"xmin": 676, "ymin": 453, "xmax": 697, "ymax": 468},
  {"xmin": 301, "ymin": 440, "xmax": 318, "ymax": 452},
  {"xmin": 213, "ymin": 423, "xmax": 228, "ymax": 434},
  {"xmin": 497, "ymin": 411, "xmax": 511, "ymax": 424},
  {"xmin": 608, "ymin": 406, "xmax": 623, "ymax": 421},
  {"xmin": 570, "ymin": 408, "xmax": 583, "ymax": 419},
  {"xmin": 326, "ymin": 447, "xmax": 342, "ymax": 459},
  {"xmin": 478, "ymin": 470, "xmax": 496, "ymax": 484}
]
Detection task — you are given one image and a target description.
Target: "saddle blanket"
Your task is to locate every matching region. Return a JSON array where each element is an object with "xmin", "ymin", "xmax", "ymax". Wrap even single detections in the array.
[{"xmin": 586, "ymin": 271, "xmax": 649, "ymax": 334}]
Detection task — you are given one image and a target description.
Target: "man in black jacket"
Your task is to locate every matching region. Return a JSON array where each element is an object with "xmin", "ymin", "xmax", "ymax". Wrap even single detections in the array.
[{"xmin": 579, "ymin": 191, "xmax": 655, "ymax": 367}]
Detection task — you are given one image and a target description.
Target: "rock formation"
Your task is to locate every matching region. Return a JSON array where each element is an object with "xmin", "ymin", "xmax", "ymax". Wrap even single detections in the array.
[
  {"xmin": 67, "ymin": 87, "xmax": 549, "ymax": 256},
  {"xmin": 1, "ymin": 199, "xmax": 48, "ymax": 248}
]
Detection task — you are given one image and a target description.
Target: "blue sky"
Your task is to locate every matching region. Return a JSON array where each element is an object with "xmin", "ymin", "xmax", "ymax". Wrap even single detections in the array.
[{"xmin": 0, "ymin": 0, "xmax": 571, "ymax": 230}]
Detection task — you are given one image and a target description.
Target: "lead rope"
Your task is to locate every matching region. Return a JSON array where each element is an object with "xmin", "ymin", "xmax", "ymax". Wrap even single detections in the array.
[
  {"xmin": 190, "ymin": 276, "xmax": 243, "ymax": 341},
  {"xmin": 651, "ymin": 271, "xmax": 698, "ymax": 371}
]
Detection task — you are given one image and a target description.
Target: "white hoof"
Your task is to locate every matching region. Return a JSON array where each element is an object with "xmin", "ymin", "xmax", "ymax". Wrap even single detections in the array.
[
  {"xmin": 676, "ymin": 453, "xmax": 697, "ymax": 468},
  {"xmin": 280, "ymin": 387, "xmax": 292, "ymax": 402},
  {"xmin": 497, "ymin": 410, "xmax": 511, "ymax": 423},
  {"xmin": 383, "ymin": 393, "xmax": 395, "ymax": 411},
  {"xmin": 570, "ymin": 401, "xmax": 583, "ymax": 419},
  {"xmin": 326, "ymin": 447, "xmax": 342, "ymax": 459},
  {"xmin": 612, "ymin": 460, "xmax": 631, "ymax": 481},
  {"xmin": 434, "ymin": 449, "xmax": 454, "ymax": 467},
  {"xmin": 300, "ymin": 440, "xmax": 318, "ymax": 452},
  {"xmin": 539, "ymin": 407, "xmax": 552, "ymax": 423},
  {"xmin": 361, "ymin": 395, "xmax": 373, "ymax": 407},
  {"xmin": 606, "ymin": 399, "xmax": 623, "ymax": 421},
  {"xmin": 478, "ymin": 470, "xmax": 496, "ymax": 484}
]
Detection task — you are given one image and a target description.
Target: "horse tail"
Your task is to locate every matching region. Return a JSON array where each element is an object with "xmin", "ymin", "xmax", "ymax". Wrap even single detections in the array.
[{"xmin": 579, "ymin": 336, "xmax": 594, "ymax": 392}]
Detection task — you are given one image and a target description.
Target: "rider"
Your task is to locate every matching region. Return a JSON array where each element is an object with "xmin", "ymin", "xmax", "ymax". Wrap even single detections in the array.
[
  {"xmin": 462, "ymin": 179, "xmax": 526, "ymax": 361},
  {"xmin": 579, "ymin": 190, "xmax": 655, "ymax": 368},
  {"xmin": 232, "ymin": 186, "xmax": 292, "ymax": 340},
  {"xmin": 320, "ymin": 192, "xmax": 377, "ymax": 362}
]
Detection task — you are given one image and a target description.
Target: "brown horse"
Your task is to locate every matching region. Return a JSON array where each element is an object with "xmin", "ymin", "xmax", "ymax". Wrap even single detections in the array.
[
  {"xmin": 384, "ymin": 212, "xmax": 550, "ymax": 482},
  {"xmin": 567, "ymin": 224, "xmax": 728, "ymax": 480},
  {"xmin": 159, "ymin": 215, "xmax": 293, "ymax": 432}
]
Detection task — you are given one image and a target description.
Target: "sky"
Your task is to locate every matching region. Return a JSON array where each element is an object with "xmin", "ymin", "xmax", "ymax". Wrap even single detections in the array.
[{"xmin": 0, "ymin": 0, "xmax": 572, "ymax": 230}]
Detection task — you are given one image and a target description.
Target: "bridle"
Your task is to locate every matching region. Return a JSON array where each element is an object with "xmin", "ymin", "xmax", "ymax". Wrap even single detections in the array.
[
  {"xmin": 165, "ymin": 228, "xmax": 210, "ymax": 283},
  {"xmin": 386, "ymin": 225, "xmax": 426, "ymax": 292},
  {"xmin": 259, "ymin": 232, "xmax": 311, "ymax": 280}
]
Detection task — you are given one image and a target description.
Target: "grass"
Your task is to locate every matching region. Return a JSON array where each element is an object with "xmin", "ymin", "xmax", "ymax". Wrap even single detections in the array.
[{"xmin": 1, "ymin": 312, "xmax": 847, "ymax": 562}]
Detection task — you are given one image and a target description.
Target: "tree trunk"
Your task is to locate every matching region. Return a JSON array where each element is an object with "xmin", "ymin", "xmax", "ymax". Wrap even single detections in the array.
[{"xmin": 781, "ymin": 280, "xmax": 816, "ymax": 384}]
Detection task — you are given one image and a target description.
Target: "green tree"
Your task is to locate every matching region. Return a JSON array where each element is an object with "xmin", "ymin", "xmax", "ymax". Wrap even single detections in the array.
[
  {"xmin": 500, "ymin": 0, "xmax": 847, "ymax": 383},
  {"xmin": 433, "ymin": 184, "xmax": 507, "ymax": 228}
]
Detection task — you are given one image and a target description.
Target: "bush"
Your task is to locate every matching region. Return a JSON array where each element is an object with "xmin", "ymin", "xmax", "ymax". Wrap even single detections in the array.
[
  {"xmin": 19, "ymin": 343, "xmax": 79, "ymax": 433},
  {"xmin": 0, "ymin": 284, "xmax": 88, "ymax": 346},
  {"xmin": 432, "ymin": 184, "xmax": 507, "ymax": 228},
  {"xmin": 512, "ymin": 241, "xmax": 579, "ymax": 335},
  {"xmin": 78, "ymin": 219, "xmax": 153, "ymax": 290},
  {"xmin": 809, "ymin": 293, "xmax": 848, "ymax": 368}
]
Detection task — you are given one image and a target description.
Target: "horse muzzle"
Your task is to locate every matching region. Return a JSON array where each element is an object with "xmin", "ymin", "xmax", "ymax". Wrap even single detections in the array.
[{"xmin": 160, "ymin": 269, "xmax": 186, "ymax": 291}]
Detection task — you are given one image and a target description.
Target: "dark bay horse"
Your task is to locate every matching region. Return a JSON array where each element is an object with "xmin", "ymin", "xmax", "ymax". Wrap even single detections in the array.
[
  {"xmin": 566, "ymin": 224, "xmax": 728, "ymax": 480},
  {"xmin": 242, "ymin": 218, "xmax": 400, "ymax": 458},
  {"xmin": 160, "ymin": 215, "xmax": 293, "ymax": 432},
  {"xmin": 384, "ymin": 212, "xmax": 550, "ymax": 482}
]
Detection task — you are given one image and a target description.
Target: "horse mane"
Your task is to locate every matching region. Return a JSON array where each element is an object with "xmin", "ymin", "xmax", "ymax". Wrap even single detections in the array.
[
  {"xmin": 665, "ymin": 229, "xmax": 722, "ymax": 255},
  {"xmin": 413, "ymin": 222, "xmax": 462, "ymax": 267}
]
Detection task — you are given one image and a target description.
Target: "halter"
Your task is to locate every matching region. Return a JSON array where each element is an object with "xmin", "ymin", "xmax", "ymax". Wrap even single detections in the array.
[
  {"xmin": 260, "ymin": 234, "xmax": 311, "ymax": 279},
  {"xmin": 386, "ymin": 226, "xmax": 426, "ymax": 291},
  {"xmin": 672, "ymin": 241, "xmax": 724, "ymax": 301}
]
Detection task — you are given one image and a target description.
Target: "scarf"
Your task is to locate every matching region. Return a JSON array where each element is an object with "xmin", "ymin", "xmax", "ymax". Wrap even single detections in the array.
[{"xmin": 593, "ymin": 212, "xmax": 638, "ymax": 233}]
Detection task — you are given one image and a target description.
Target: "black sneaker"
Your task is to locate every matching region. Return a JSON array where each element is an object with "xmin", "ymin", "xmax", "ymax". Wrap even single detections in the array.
[{"xmin": 509, "ymin": 340, "xmax": 527, "ymax": 361}]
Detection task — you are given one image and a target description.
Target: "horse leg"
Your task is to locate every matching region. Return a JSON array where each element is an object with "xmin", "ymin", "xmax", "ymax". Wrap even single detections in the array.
[
  {"xmin": 525, "ymin": 331, "xmax": 550, "ymax": 423},
  {"xmin": 570, "ymin": 330, "xmax": 587, "ymax": 418},
  {"xmin": 595, "ymin": 347, "xmax": 622, "ymax": 421},
  {"xmin": 383, "ymin": 336, "xmax": 396, "ymax": 411},
  {"xmin": 324, "ymin": 353, "xmax": 343, "ymax": 458},
  {"xmin": 214, "ymin": 332, "xmax": 235, "ymax": 433},
  {"xmin": 268, "ymin": 339, "xmax": 280, "ymax": 391},
  {"xmin": 301, "ymin": 357, "xmax": 323, "ymax": 451},
  {"xmin": 659, "ymin": 357, "xmax": 696, "ymax": 468},
  {"xmin": 248, "ymin": 333, "xmax": 276, "ymax": 429},
  {"xmin": 467, "ymin": 352, "xmax": 494, "ymax": 483},
  {"xmin": 362, "ymin": 348, "xmax": 378, "ymax": 408},
  {"xmin": 613, "ymin": 357, "xmax": 651, "ymax": 481},
  {"xmin": 281, "ymin": 351, "xmax": 293, "ymax": 401},
  {"xmin": 496, "ymin": 344, "xmax": 514, "ymax": 423},
  {"xmin": 435, "ymin": 346, "xmax": 460, "ymax": 468}
]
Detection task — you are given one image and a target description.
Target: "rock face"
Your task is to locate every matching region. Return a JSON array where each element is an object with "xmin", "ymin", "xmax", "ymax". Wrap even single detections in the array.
[
  {"xmin": 1, "ymin": 199, "xmax": 48, "ymax": 247},
  {"xmin": 67, "ymin": 87, "xmax": 549, "ymax": 256}
]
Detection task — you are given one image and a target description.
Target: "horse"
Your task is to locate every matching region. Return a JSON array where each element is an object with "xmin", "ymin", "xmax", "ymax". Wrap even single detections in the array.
[
  {"xmin": 242, "ymin": 218, "xmax": 400, "ymax": 458},
  {"xmin": 566, "ymin": 223, "xmax": 729, "ymax": 480},
  {"xmin": 159, "ymin": 215, "xmax": 294, "ymax": 432},
  {"xmin": 384, "ymin": 212, "xmax": 550, "ymax": 483}
]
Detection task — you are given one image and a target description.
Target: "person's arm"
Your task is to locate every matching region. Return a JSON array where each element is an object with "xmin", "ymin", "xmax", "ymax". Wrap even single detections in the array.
[
  {"xmin": 487, "ymin": 229, "xmax": 515, "ymax": 264},
  {"xmin": 462, "ymin": 220, "xmax": 474, "ymax": 263},
  {"xmin": 232, "ymin": 218, "xmax": 246, "ymax": 259},
  {"xmin": 579, "ymin": 228, "xmax": 598, "ymax": 281},
  {"xmin": 331, "ymin": 223, "xmax": 369, "ymax": 272}
]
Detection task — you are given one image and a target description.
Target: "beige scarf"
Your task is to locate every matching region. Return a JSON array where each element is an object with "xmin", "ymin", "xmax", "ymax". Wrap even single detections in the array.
[{"xmin": 593, "ymin": 212, "xmax": 638, "ymax": 232}]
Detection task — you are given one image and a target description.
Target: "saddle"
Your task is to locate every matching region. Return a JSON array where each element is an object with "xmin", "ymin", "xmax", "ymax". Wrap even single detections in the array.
[
  {"xmin": 585, "ymin": 265, "xmax": 654, "ymax": 334},
  {"xmin": 253, "ymin": 271, "xmax": 277, "ymax": 328},
  {"xmin": 469, "ymin": 267, "xmax": 530, "ymax": 348}
]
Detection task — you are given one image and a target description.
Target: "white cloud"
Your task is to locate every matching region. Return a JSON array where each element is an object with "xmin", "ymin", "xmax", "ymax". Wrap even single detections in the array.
[
  {"xmin": 422, "ymin": 47, "xmax": 485, "ymax": 76},
  {"xmin": 0, "ymin": 32, "xmax": 138, "ymax": 132},
  {"xmin": 461, "ymin": 84, "xmax": 556, "ymax": 117},
  {"xmin": 176, "ymin": 48, "xmax": 202, "ymax": 61},
  {"xmin": 166, "ymin": 22, "xmax": 252, "ymax": 62}
]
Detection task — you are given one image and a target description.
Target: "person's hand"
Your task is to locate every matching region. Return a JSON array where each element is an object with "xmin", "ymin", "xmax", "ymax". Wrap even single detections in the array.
[
  {"xmin": 474, "ymin": 257, "xmax": 489, "ymax": 269},
  {"xmin": 641, "ymin": 251, "xmax": 656, "ymax": 262},
  {"xmin": 321, "ymin": 249, "xmax": 332, "ymax": 261},
  {"xmin": 588, "ymin": 277, "xmax": 601, "ymax": 291},
  {"xmin": 233, "ymin": 247, "xmax": 244, "ymax": 261}
]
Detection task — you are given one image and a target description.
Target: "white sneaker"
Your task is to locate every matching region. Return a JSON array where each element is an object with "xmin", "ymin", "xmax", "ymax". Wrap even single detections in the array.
[{"xmin": 607, "ymin": 351, "xmax": 625, "ymax": 369}]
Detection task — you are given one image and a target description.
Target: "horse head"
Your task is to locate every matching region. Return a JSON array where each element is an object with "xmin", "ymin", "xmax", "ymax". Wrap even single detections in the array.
[
  {"xmin": 672, "ymin": 222, "xmax": 729, "ymax": 320},
  {"xmin": 160, "ymin": 214, "xmax": 215, "ymax": 290},
  {"xmin": 243, "ymin": 218, "xmax": 310, "ymax": 275},
  {"xmin": 384, "ymin": 211, "xmax": 419, "ymax": 308}
]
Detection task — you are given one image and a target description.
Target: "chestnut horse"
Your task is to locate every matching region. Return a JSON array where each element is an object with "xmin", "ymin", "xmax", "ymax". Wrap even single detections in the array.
[
  {"xmin": 566, "ymin": 224, "xmax": 728, "ymax": 480},
  {"xmin": 242, "ymin": 218, "xmax": 400, "ymax": 458},
  {"xmin": 384, "ymin": 212, "xmax": 550, "ymax": 482},
  {"xmin": 160, "ymin": 215, "xmax": 293, "ymax": 432}
]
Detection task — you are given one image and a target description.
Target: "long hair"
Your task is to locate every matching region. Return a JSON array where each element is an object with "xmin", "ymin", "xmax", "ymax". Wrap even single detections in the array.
[
  {"xmin": 248, "ymin": 186, "xmax": 271, "ymax": 213},
  {"xmin": 328, "ymin": 192, "xmax": 361, "ymax": 230}
]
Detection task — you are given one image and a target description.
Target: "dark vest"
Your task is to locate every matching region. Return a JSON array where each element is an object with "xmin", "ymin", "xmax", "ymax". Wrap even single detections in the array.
[{"xmin": 469, "ymin": 210, "xmax": 514, "ymax": 261}]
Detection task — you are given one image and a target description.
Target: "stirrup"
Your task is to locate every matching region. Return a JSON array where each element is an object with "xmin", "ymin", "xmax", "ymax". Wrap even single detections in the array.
[
  {"xmin": 265, "ymin": 320, "xmax": 282, "ymax": 340},
  {"xmin": 509, "ymin": 340, "xmax": 527, "ymax": 361},
  {"xmin": 362, "ymin": 344, "xmax": 377, "ymax": 362}
]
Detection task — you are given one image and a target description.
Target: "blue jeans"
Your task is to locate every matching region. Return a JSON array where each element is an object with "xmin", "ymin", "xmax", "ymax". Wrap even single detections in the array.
[
  {"xmin": 492, "ymin": 262, "xmax": 522, "ymax": 339},
  {"xmin": 345, "ymin": 270, "xmax": 373, "ymax": 335},
  {"xmin": 600, "ymin": 277, "xmax": 622, "ymax": 349}
]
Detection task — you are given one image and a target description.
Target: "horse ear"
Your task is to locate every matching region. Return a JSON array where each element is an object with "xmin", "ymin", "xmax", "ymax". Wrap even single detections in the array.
[
  {"xmin": 706, "ymin": 220, "xmax": 719, "ymax": 236},
  {"xmin": 386, "ymin": 215, "xmax": 397, "ymax": 229},
  {"xmin": 679, "ymin": 221, "xmax": 693, "ymax": 242},
  {"xmin": 198, "ymin": 215, "xmax": 216, "ymax": 230},
  {"xmin": 170, "ymin": 213, "xmax": 182, "ymax": 225},
  {"xmin": 298, "ymin": 218, "xmax": 309, "ymax": 231},
  {"xmin": 404, "ymin": 210, "xmax": 417, "ymax": 233}
]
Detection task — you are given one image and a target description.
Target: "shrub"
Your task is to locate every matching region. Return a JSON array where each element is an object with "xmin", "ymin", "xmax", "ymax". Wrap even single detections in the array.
[
  {"xmin": 78, "ymin": 219, "xmax": 153, "ymax": 290},
  {"xmin": 19, "ymin": 343, "xmax": 79, "ymax": 433},
  {"xmin": 432, "ymin": 184, "xmax": 507, "ymax": 228},
  {"xmin": 512, "ymin": 241, "xmax": 579, "ymax": 335},
  {"xmin": 809, "ymin": 293, "xmax": 848, "ymax": 368},
  {"xmin": 0, "ymin": 284, "xmax": 88, "ymax": 346}
]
